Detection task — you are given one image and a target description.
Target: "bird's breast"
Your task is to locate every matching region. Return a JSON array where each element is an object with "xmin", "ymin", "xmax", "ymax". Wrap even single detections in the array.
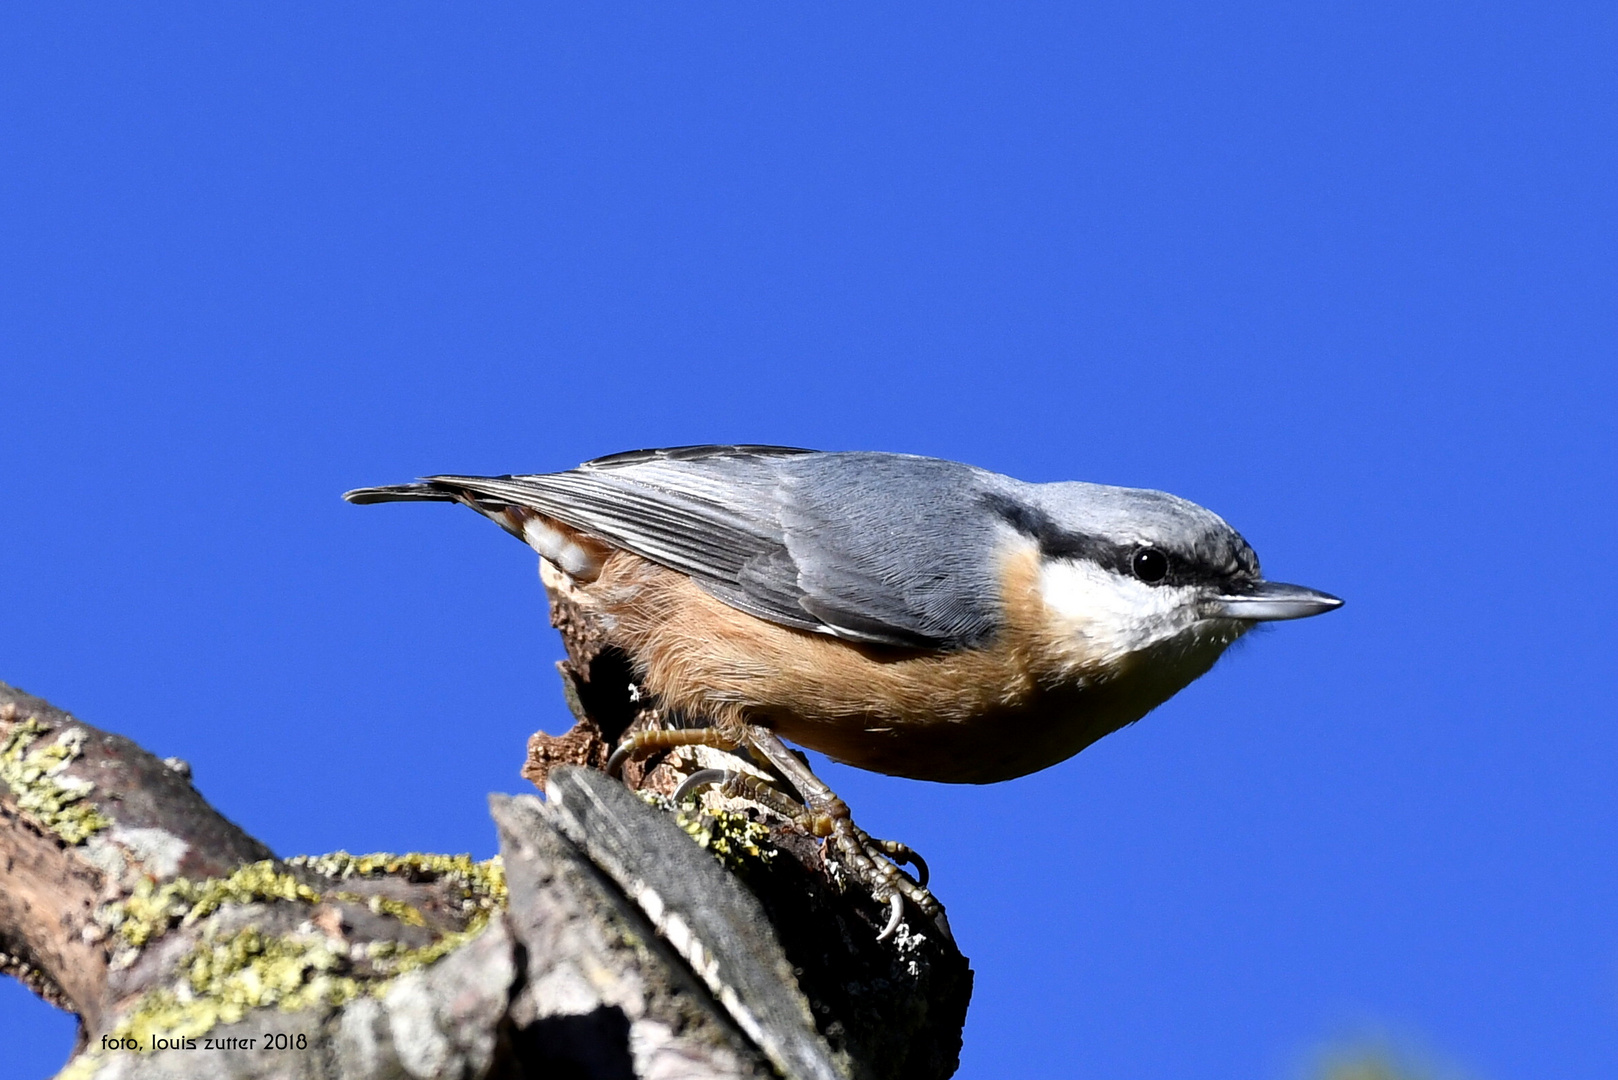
[{"xmin": 544, "ymin": 544, "xmax": 1238, "ymax": 784}]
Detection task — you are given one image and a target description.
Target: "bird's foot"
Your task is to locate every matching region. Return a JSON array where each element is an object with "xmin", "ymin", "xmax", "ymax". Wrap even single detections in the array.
[
  {"xmin": 667, "ymin": 726, "xmax": 946, "ymax": 942},
  {"xmin": 821, "ymin": 807, "xmax": 942, "ymax": 941}
]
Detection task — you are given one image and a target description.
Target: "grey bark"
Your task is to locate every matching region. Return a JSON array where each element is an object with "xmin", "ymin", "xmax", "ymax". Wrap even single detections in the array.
[{"xmin": 0, "ymin": 679, "xmax": 970, "ymax": 1080}]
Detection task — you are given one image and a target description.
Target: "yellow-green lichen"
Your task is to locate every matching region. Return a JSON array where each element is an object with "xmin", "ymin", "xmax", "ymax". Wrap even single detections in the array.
[
  {"xmin": 55, "ymin": 1051, "xmax": 106, "ymax": 1080},
  {"xmin": 332, "ymin": 890, "xmax": 428, "ymax": 927},
  {"xmin": 362, "ymin": 907, "xmax": 496, "ymax": 979},
  {"xmin": 103, "ymin": 853, "xmax": 505, "ymax": 952},
  {"xmin": 287, "ymin": 850, "xmax": 508, "ymax": 910},
  {"xmin": 116, "ymin": 925, "xmax": 363, "ymax": 1045},
  {"xmin": 104, "ymin": 861, "xmax": 322, "ymax": 949},
  {"xmin": 88, "ymin": 851, "xmax": 507, "ymax": 1056},
  {"xmin": 0, "ymin": 716, "xmax": 111, "ymax": 844},
  {"xmin": 103, "ymin": 910, "xmax": 500, "ymax": 1049},
  {"xmin": 642, "ymin": 790, "xmax": 778, "ymax": 873}
]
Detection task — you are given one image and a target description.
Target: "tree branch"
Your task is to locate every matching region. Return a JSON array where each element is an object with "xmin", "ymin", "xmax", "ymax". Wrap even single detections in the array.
[{"xmin": 1, "ymin": 666, "xmax": 970, "ymax": 1079}]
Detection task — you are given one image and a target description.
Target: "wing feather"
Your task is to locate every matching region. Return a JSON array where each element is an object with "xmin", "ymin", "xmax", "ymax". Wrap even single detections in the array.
[{"xmin": 348, "ymin": 445, "xmax": 1008, "ymax": 650}]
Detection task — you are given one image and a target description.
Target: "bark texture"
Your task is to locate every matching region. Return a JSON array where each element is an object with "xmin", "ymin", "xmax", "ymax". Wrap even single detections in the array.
[{"xmin": 1, "ymin": 653, "xmax": 969, "ymax": 1079}]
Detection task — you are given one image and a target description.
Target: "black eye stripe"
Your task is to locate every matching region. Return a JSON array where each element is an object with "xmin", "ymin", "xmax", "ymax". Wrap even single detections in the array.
[
  {"xmin": 981, "ymin": 495, "xmax": 1123, "ymax": 566},
  {"xmin": 978, "ymin": 491, "xmax": 1253, "ymax": 589}
]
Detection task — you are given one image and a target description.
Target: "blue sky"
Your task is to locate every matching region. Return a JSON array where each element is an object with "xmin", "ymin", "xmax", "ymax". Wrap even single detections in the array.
[{"xmin": 2, "ymin": 5, "xmax": 1614, "ymax": 1077}]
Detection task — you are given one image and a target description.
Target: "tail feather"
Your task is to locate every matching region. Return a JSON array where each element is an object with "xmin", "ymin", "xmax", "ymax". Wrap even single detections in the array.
[
  {"xmin": 344, "ymin": 475, "xmax": 607, "ymax": 577},
  {"xmin": 342, "ymin": 483, "xmax": 459, "ymax": 505}
]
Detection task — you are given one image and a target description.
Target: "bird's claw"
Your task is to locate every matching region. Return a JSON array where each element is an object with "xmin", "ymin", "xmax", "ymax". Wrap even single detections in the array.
[
  {"xmin": 877, "ymin": 894, "xmax": 905, "ymax": 941},
  {"xmin": 867, "ymin": 836, "xmax": 929, "ymax": 888},
  {"xmin": 673, "ymin": 766, "xmax": 809, "ymax": 820},
  {"xmin": 823, "ymin": 813, "xmax": 943, "ymax": 935},
  {"xmin": 620, "ymin": 723, "xmax": 948, "ymax": 941},
  {"xmin": 671, "ymin": 767, "xmax": 733, "ymax": 804}
]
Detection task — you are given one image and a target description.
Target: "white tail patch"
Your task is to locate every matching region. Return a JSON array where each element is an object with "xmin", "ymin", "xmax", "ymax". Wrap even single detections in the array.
[{"xmin": 522, "ymin": 517, "xmax": 605, "ymax": 579}]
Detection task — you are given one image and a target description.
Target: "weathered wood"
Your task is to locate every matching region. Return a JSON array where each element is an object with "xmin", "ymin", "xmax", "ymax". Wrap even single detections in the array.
[
  {"xmin": 2, "ymin": 663, "xmax": 970, "ymax": 1079},
  {"xmin": 541, "ymin": 769, "xmax": 845, "ymax": 1080},
  {"xmin": 493, "ymin": 792, "xmax": 770, "ymax": 1079}
]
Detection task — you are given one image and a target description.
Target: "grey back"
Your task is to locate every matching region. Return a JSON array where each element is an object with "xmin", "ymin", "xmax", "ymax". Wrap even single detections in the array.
[{"xmin": 354, "ymin": 445, "xmax": 1256, "ymax": 651}]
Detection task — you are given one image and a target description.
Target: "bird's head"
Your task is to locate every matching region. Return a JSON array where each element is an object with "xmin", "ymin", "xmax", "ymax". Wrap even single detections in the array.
[{"xmin": 987, "ymin": 481, "xmax": 1341, "ymax": 676}]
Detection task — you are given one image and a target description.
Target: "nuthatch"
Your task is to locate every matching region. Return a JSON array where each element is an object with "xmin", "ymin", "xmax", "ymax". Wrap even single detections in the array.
[{"xmin": 348, "ymin": 445, "xmax": 1341, "ymax": 935}]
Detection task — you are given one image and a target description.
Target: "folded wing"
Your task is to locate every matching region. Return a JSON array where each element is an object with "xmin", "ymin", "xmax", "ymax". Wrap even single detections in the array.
[{"xmin": 346, "ymin": 445, "xmax": 1005, "ymax": 650}]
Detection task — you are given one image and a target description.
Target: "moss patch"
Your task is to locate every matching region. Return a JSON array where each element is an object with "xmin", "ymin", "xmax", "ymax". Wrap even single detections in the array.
[{"xmin": 0, "ymin": 715, "xmax": 111, "ymax": 844}]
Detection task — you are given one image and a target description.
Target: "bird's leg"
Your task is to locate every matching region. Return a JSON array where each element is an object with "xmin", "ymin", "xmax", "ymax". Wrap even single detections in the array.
[
  {"xmin": 741, "ymin": 724, "xmax": 946, "ymax": 941},
  {"xmin": 675, "ymin": 767, "xmax": 931, "ymax": 888},
  {"xmin": 610, "ymin": 719, "xmax": 944, "ymax": 939}
]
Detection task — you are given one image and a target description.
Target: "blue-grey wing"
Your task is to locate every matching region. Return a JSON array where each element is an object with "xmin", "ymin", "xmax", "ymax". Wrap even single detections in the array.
[
  {"xmin": 767, "ymin": 453, "xmax": 1007, "ymax": 648},
  {"xmin": 350, "ymin": 445, "xmax": 1008, "ymax": 650}
]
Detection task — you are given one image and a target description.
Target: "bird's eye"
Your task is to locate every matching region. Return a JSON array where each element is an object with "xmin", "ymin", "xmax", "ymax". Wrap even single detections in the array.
[{"xmin": 1132, "ymin": 548, "xmax": 1169, "ymax": 583}]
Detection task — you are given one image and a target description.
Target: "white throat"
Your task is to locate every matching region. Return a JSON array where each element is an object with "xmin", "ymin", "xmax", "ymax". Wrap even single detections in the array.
[{"xmin": 1037, "ymin": 558, "xmax": 1212, "ymax": 665}]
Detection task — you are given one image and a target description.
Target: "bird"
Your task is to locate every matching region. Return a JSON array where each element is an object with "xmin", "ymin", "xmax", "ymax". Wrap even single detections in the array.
[{"xmin": 346, "ymin": 444, "xmax": 1341, "ymax": 936}]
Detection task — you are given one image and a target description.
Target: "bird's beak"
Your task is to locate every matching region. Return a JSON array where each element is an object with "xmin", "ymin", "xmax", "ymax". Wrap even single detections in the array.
[{"xmin": 1209, "ymin": 580, "xmax": 1343, "ymax": 622}]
